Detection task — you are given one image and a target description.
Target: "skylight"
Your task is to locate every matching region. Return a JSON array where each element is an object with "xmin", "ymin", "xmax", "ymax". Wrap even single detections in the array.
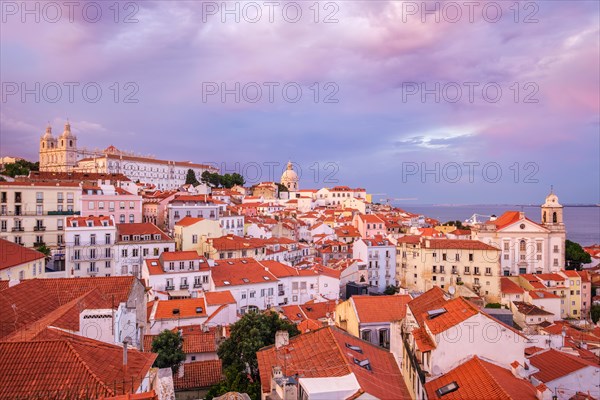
[
  {"xmin": 242, "ymin": 278, "xmax": 250, "ymax": 283},
  {"xmin": 353, "ymin": 358, "xmax": 371, "ymax": 371},
  {"xmin": 223, "ymin": 280, "xmax": 230, "ymax": 285},
  {"xmin": 345, "ymin": 343, "xmax": 363, "ymax": 353},
  {"xmin": 436, "ymin": 381, "xmax": 459, "ymax": 397},
  {"xmin": 151, "ymin": 261, "xmax": 158, "ymax": 266},
  {"xmin": 263, "ymin": 276, "xmax": 270, "ymax": 280},
  {"xmin": 427, "ymin": 308, "xmax": 447, "ymax": 319}
]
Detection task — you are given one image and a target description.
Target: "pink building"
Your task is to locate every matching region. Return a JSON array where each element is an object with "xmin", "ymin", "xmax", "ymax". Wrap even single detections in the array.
[
  {"xmin": 81, "ymin": 183, "xmax": 143, "ymax": 224},
  {"xmin": 352, "ymin": 214, "xmax": 386, "ymax": 239}
]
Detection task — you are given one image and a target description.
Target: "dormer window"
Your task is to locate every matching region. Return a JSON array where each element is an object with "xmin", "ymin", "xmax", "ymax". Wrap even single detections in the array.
[
  {"xmin": 133, "ymin": 235, "xmax": 141, "ymax": 241},
  {"xmin": 153, "ymin": 234, "xmax": 161, "ymax": 240},
  {"xmin": 122, "ymin": 235, "xmax": 130, "ymax": 241},
  {"xmin": 87, "ymin": 221, "xmax": 93, "ymax": 227}
]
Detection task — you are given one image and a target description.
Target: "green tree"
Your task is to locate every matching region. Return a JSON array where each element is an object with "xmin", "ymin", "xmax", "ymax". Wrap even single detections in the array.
[
  {"xmin": 383, "ymin": 285, "xmax": 399, "ymax": 295},
  {"xmin": 485, "ymin": 303, "xmax": 502, "ymax": 309},
  {"xmin": 207, "ymin": 311, "xmax": 300, "ymax": 399},
  {"xmin": 151, "ymin": 330, "xmax": 186, "ymax": 373},
  {"xmin": 565, "ymin": 240, "xmax": 591, "ymax": 270},
  {"xmin": 1, "ymin": 160, "xmax": 39, "ymax": 177},
  {"xmin": 34, "ymin": 244, "xmax": 51, "ymax": 264},
  {"xmin": 442, "ymin": 220, "xmax": 467, "ymax": 230},
  {"xmin": 591, "ymin": 304, "xmax": 600, "ymax": 324},
  {"xmin": 185, "ymin": 169, "xmax": 199, "ymax": 186}
]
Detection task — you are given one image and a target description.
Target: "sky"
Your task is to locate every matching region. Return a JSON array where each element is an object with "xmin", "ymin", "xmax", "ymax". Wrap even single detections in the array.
[{"xmin": 1, "ymin": 1, "xmax": 599, "ymax": 204}]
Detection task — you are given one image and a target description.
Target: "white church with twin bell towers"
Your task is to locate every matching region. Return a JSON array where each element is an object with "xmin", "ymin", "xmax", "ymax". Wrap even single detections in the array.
[{"xmin": 39, "ymin": 122, "xmax": 217, "ymax": 189}]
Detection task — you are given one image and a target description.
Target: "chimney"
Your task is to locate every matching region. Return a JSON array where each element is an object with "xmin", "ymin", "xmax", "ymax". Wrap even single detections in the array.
[
  {"xmin": 535, "ymin": 383, "xmax": 548, "ymax": 400},
  {"xmin": 275, "ymin": 331, "xmax": 289, "ymax": 349},
  {"xmin": 123, "ymin": 340, "xmax": 128, "ymax": 373}
]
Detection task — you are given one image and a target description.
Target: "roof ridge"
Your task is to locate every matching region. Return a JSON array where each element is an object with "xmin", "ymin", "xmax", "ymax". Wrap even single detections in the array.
[
  {"xmin": 474, "ymin": 356, "xmax": 519, "ymax": 399},
  {"xmin": 63, "ymin": 339, "xmax": 115, "ymax": 397}
]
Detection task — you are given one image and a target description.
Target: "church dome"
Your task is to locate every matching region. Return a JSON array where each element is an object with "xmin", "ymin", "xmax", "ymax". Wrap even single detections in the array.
[{"xmin": 281, "ymin": 161, "xmax": 299, "ymax": 183}]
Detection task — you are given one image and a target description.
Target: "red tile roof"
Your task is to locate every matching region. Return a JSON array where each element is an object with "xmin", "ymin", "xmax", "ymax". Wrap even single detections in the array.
[
  {"xmin": 153, "ymin": 298, "xmax": 207, "ymax": 320},
  {"xmin": 116, "ymin": 223, "xmax": 171, "ymax": 241},
  {"xmin": 408, "ymin": 286, "xmax": 448, "ymax": 327},
  {"xmin": 425, "ymin": 356, "xmax": 537, "ymax": 400},
  {"xmin": 256, "ymin": 326, "xmax": 411, "ymax": 399},
  {"xmin": 501, "ymin": 277, "xmax": 525, "ymax": 294},
  {"xmin": 425, "ymin": 239, "xmax": 499, "ymax": 251},
  {"xmin": 204, "ymin": 290, "xmax": 236, "ymax": 305},
  {"xmin": 486, "ymin": 211, "xmax": 522, "ymax": 230},
  {"xmin": 101, "ymin": 391, "xmax": 158, "ymax": 400},
  {"xmin": 172, "ymin": 360, "xmax": 223, "ymax": 390},
  {"xmin": 512, "ymin": 301, "xmax": 554, "ymax": 316},
  {"xmin": 159, "ymin": 251, "xmax": 203, "ymax": 262},
  {"xmin": 0, "ymin": 333, "xmax": 156, "ymax": 399},
  {"xmin": 351, "ymin": 295, "xmax": 412, "ymax": 323},
  {"xmin": 0, "ymin": 239, "xmax": 45, "ymax": 271},
  {"xmin": 0, "ymin": 277, "xmax": 137, "ymax": 340},
  {"xmin": 528, "ymin": 349, "xmax": 599, "ymax": 382},
  {"xmin": 211, "ymin": 258, "xmax": 277, "ymax": 287},
  {"xmin": 424, "ymin": 297, "xmax": 479, "ymax": 335},
  {"xmin": 175, "ymin": 216, "xmax": 205, "ymax": 227},
  {"xmin": 67, "ymin": 215, "xmax": 114, "ymax": 227},
  {"xmin": 413, "ymin": 327, "xmax": 436, "ymax": 352}
]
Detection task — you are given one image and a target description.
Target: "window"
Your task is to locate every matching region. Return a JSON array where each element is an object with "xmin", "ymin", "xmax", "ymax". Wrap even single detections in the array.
[
  {"xmin": 74, "ymin": 235, "xmax": 80, "ymax": 246},
  {"xmin": 504, "ymin": 254, "xmax": 509, "ymax": 260},
  {"xmin": 250, "ymin": 291, "xmax": 255, "ymax": 298},
  {"xmin": 105, "ymin": 233, "xmax": 111, "ymax": 245},
  {"xmin": 119, "ymin": 201, "xmax": 125, "ymax": 210},
  {"xmin": 74, "ymin": 250, "xmax": 81, "ymax": 260},
  {"xmin": 241, "ymin": 292, "xmax": 247, "ymax": 299},
  {"xmin": 442, "ymin": 254, "xmax": 447, "ymax": 261},
  {"xmin": 98, "ymin": 201, "xmax": 104, "ymax": 210},
  {"xmin": 105, "ymin": 248, "xmax": 111, "ymax": 258},
  {"xmin": 129, "ymin": 201, "xmax": 135, "ymax": 209},
  {"xmin": 119, "ymin": 215, "xmax": 125, "ymax": 223},
  {"xmin": 105, "ymin": 261, "xmax": 111, "ymax": 269},
  {"xmin": 90, "ymin": 234, "xmax": 96, "ymax": 245},
  {"xmin": 485, "ymin": 267, "xmax": 492, "ymax": 275},
  {"xmin": 261, "ymin": 289, "xmax": 266, "ymax": 297},
  {"xmin": 192, "ymin": 235, "xmax": 198, "ymax": 244},
  {"xmin": 122, "ymin": 249, "xmax": 128, "ymax": 258},
  {"xmin": 520, "ymin": 240, "xmax": 526, "ymax": 251},
  {"xmin": 132, "ymin": 248, "xmax": 139, "ymax": 257},
  {"xmin": 89, "ymin": 201, "xmax": 95, "ymax": 210},
  {"xmin": 455, "ymin": 254, "xmax": 460, "ymax": 261},
  {"xmin": 361, "ymin": 330, "xmax": 371, "ymax": 342},
  {"xmin": 468, "ymin": 253, "xmax": 473, "ymax": 262},
  {"xmin": 536, "ymin": 242, "xmax": 542, "ymax": 252},
  {"xmin": 129, "ymin": 214, "xmax": 134, "ymax": 223},
  {"xmin": 74, "ymin": 263, "xmax": 80, "ymax": 271}
]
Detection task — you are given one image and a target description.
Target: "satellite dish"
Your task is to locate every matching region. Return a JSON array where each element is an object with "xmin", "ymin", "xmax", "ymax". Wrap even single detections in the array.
[{"xmin": 448, "ymin": 286, "xmax": 456, "ymax": 295}]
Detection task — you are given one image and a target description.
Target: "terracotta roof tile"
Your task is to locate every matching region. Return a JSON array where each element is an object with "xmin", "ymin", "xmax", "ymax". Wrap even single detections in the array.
[
  {"xmin": 408, "ymin": 287, "xmax": 448, "ymax": 327},
  {"xmin": 175, "ymin": 216, "xmax": 205, "ymax": 227},
  {"xmin": 0, "ymin": 239, "xmax": 45, "ymax": 271},
  {"xmin": 116, "ymin": 223, "xmax": 171, "ymax": 241},
  {"xmin": 351, "ymin": 295, "xmax": 412, "ymax": 323},
  {"xmin": 501, "ymin": 277, "xmax": 525, "ymax": 294},
  {"xmin": 424, "ymin": 297, "xmax": 479, "ymax": 335},
  {"xmin": 0, "ymin": 333, "xmax": 156, "ymax": 399},
  {"xmin": 173, "ymin": 360, "xmax": 223, "ymax": 390},
  {"xmin": 204, "ymin": 291, "xmax": 236, "ymax": 305},
  {"xmin": 256, "ymin": 326, "xmax": 410, "ymax": 399},
  {"xmin": 153, "ymin": 298, "xmax": 207, "ymax": 320},
  {"xmin": 528, "ymin": 349, "xmax": 599, "ymax": 382},
  {"xmin": 425, "ymin": 356, "xmax": 537, "ymax": 400},
  {"xmin": 211, "ymin": 258, "xmax": 277, "ymax": 287}
]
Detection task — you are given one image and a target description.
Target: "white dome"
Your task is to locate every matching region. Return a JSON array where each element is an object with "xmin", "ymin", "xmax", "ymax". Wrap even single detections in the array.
[
  {"xmin": 542, "ymin": 191, "xmax": 561, "ymax": 207},
  {"xmin": 281, "ymin": 162, "xmax": 299, "ymax": 182}
]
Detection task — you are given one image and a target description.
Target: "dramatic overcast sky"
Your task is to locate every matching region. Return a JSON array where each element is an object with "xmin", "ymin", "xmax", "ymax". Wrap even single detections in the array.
[{"xmin": 1, "ymin": 1, "xmax": 598, "ymax": 204}]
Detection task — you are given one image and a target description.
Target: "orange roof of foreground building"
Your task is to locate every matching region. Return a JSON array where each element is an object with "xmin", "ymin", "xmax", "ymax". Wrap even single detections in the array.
[
  {"xmin": 256, "ymin": 326, "xmax": 411, "ymax": 399},
  {"xmin": 425, "ymin": 356, "xmax": 537, "ymax": 400},
  {"xmin": 204, "ymin": 290, "xmax": 236, "ymax": 305},
  {"xmin": 175, "ymin": 216, "xmax": 205, "ymax": 227},
  {"xmin": 351, "ymin": 295, "xmax": 412, "ymax": 323},
  {"xmin": 211, "ymin": 258, "xmax": 277, "ymax": 287},
  {"xmin": 424, "ymin": 297, "xmax": 479, "ymax": 335},
  {"xmin": 0, "ymin": 277, "xmax": 137, "ymax": 340},
  {"xmin": 408, "ymin": 286, "xmax": 448, "ymax": 327},
  {"xmin": 0, "ymin": 238, "xmax": 45, "ymax": 271},
  {"xmin": 0, "ymin": 333, "xmax": 156, "ymax": 399}
]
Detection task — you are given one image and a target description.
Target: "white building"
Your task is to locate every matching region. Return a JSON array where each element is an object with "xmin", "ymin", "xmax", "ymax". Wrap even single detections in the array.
[
  {"xmin": 65, "ymin": 215, "xmax": 116, "ymax": 277},
  {"xmin": 143, "ymin": 251, "xmax": 212, "ymax": 298},
  {"xmin": 114, "ymin": 223, "xmax": 175, "ymax": 277},
  {"xmin": 472, "ymin": 191, "xmax": 566, "ymax": 275},
  {"xmin": 352, "ymin": 236, "xmax": 396, "ymax": 292}
]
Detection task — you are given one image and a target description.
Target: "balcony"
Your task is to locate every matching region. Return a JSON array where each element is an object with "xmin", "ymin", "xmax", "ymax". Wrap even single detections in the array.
[
  {"xmin": 48, "ymin": 211, "xmax": 80, "ymax": 216},
  {"xmin": 34, "ymin": 226, "xmax": 46, "ymax": 231},
  {"xmin": 33, "ymin": 241, "xmax": 45, "ymax": 247},
  {"xmin": 87, "ymin": 268, "xmax": 98, "ymax": 275},
  {"xmin": 11, "ymin": 227, "xmax": 24, "ymax": 232},
  {"xmin": 193, "ymin": 283, "xmax": 202, "ymax": 289},
  {"xmin": 165, "ymin": 285, "xmax": 175, "ymax": 291},
  {"xmin": 485, "ymin": 272, "xmax": 492, "ymax": 276},
  {"xmin": 278, "ymin": 290, "xmax": 285, "ymax": 296},
  {"xmin": 180, "ymin": 284, "xmax": 189, "ymax": 289},
  {"xmin": 451, "ymin": 270, "xmax": 458, "ymax": 275}
]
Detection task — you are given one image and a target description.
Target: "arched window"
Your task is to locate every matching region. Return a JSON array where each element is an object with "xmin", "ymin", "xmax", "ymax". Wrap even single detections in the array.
[
  {"xmin": 553, "ymin": 212, "xmax": 557, "ymax": 223},
  {"xmin": 361, "ymin": 329, "xmax": 371, "ymax": 342},
  {"xmin": 542, "ymin": 211, "xmax": 546, "ymax": 223},
  {"xmin": 42, "ymin": 142, "xmax": 45, "ymax": 148},
  {"xmin": 519, "ymin": 240, "xmax": 526, "ymax": 252},
  {"xmin": 69, "ymin": 140, "xmax": 73, "ymax": 147}
]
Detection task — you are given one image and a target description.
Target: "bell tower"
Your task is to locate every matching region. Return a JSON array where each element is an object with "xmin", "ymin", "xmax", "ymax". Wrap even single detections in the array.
[
  {"xmin": 59, "ymin": 122, "xmax": 78, "ymax": 171},
  {"xmin": 39, "ymin": 124, "xmax": 58, "ymax": 171},
  {"xmin": 541, "ymin": 187, "xmax": 564, "ymax": 226}
]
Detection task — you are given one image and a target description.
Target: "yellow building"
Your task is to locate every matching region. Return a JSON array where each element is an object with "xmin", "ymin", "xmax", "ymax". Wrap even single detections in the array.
[
  {"xmin": 173, "ymin": 216, "xmax": 222, "ymax": 251},
  {"xmin": 396, "ymin": 237, "xmax": 502, "ymax": 303},
  {"xmin": 516, "ymin": 272, "xmax": 583, "ymax": 319},
  {"xmin": 0, "ymin": 238, "xmax": 46, "ymax": 281}
]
